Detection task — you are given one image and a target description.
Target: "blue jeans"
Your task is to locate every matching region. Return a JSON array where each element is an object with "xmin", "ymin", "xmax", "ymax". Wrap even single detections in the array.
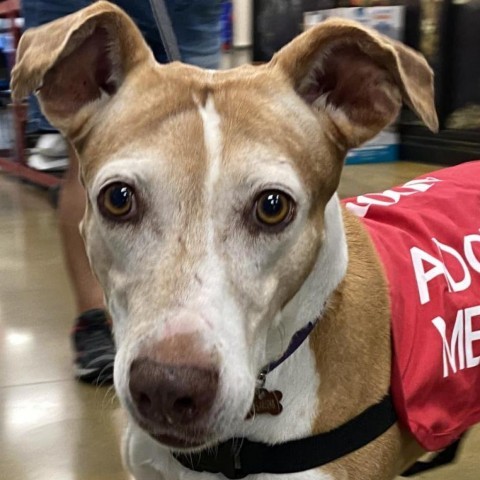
[{"xmin": 22, "ymin": 0, "xmax": 222, "ymax": 133}]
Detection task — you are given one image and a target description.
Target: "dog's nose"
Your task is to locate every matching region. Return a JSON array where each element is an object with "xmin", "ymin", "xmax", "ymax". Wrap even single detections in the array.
[{"xmin": 129, "ymin": 358, "xmax": 219, "ymax": 426}]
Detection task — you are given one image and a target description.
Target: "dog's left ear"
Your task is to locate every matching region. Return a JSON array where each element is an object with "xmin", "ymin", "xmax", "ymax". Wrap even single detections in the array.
[
  {"xmin": 271, "ymin": 18, "xmax": 438, "ymax": 148},
  {"xmin": 10, "ymin": 1, "xmax": 153, "ymax": 137}
]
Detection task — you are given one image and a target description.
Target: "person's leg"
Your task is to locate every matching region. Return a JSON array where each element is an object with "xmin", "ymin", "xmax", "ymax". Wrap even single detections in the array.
[
  {"xmin": 58, "ymin": 146, "xmax": 104, "ymax": 314},
  {"xmin": 115, "ymin": 0, "xmax": 222, "ymax": 68},
  {"xmin": 22, "ymin": 0, "xmax": 114, "ymax": 384},
  {"xmin": 61, "ymin": 145, "xmax": 115, "ymax": 385},
  {"xmin": 167, "ymin": 0, "xmax": 223, "ymax": 69},
  {"xmin": 22, "ymin": 0, "xmax": 104, "ymax": 309}
]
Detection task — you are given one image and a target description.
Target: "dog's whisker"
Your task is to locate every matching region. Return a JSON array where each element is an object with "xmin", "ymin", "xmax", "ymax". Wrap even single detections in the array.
[{"xmin": 100, "ymin": 384, "xmax": 117, "ymax": 409}]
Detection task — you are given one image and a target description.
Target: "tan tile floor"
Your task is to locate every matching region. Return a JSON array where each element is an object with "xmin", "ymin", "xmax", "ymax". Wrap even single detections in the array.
[{"xmin": 0, "ymin": 162, "xmax": 479, "ymax": 480}]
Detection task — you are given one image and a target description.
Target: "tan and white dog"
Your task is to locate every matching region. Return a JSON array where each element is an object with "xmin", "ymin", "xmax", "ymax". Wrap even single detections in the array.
[{"xmin": 12, "ymin": 2, "xmax": 442, "ymax": 479}]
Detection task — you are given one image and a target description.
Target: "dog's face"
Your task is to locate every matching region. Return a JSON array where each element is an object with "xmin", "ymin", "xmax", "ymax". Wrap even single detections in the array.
[
  {"xmin": 80, "ymin": 61, "xmax": 346, "ymax": 449},
  {"xmin": 12, "ymin": 1, "xmax": 437, "ymax": 451},
  {"xmin": 81, "ymin": 71, "xmax": 336, "ymax": 448}
]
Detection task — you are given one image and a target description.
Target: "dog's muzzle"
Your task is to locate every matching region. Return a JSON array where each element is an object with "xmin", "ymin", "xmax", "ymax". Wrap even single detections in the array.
[{"xmin": 127, "ymin": 333, "xmax": 220, "ymax": 448}]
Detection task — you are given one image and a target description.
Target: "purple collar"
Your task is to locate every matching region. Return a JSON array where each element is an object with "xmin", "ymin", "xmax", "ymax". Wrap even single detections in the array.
[{"xmin": 258, "ymin": 319, "xmax": 318, "ymax": 385}]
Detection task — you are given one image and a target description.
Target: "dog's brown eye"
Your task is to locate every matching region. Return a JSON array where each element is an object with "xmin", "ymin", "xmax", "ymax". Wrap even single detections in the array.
[
  {"xmin": 98, "ymin": 182, "xmax": 137, "ymax": 221},
  {"xmin": 255, "ymin": 190, "xmax": 294, "ymax": 228}
]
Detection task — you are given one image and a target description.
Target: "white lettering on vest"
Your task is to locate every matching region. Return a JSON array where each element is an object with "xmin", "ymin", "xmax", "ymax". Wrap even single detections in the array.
[
  {"xmin": 432, "ymin": 238, "xmax": 472, "ymax": 294},
  {"xmin": 432, "ymin": 310, "xmax": 464, "ymax": 378},
  {"xmin": 464, "ymin": 234, "xmax": 480, "ymax": 273},
  {"xmin": 465, "ymin": 305, "xmax": 480, "ymax": 369},
  {"xmin": 432, "ymin": 306, "xmax": 480, "ymax": 377},
  {"xmin": 411, "ymin": 247, "xmax": 447, "ymax": 305},
  {"xmin": 411, "ymin": 232, "xmax": 480, "ymax": 305},
  {"xmin": 345, "ymin": 177, "xmax": 441, "ymax": 218}
]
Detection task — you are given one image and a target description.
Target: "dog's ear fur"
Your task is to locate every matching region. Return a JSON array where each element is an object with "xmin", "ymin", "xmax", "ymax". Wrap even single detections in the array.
[
  {"xmin": 10, "ymin": 1, "xmax": 153, "ymax": 136},
  {"xmin": 271, "ymin": 18, "xmax": 438, "ymax": 148}
]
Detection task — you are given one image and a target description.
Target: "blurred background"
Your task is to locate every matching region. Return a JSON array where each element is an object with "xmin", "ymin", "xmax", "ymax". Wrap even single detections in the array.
[
  {"xmin": 2, "ymin": 0, "xmax": 479, "ymax": 183},
  {"xmin": 252, "ymin": 0, "xmax": 480, "ymax": 164}
]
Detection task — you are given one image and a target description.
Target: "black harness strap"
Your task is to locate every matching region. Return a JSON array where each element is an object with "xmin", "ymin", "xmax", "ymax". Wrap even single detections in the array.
[{"xmin": 174, "ymin": 395, "xmax": 397, "ymax": 479}]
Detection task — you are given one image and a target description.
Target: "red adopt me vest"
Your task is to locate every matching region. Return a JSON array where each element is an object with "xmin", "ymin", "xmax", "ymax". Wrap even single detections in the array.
[{"xmin": 343, "ymin": 161, "xmax": 480, "ymax": 451}]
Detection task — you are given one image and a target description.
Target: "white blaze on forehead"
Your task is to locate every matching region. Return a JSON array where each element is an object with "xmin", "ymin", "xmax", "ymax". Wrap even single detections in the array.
[
  {"xmin": 198, "ymin": 95, "xmax": 223, "ymax": 208},
  {"xmin": 195, "ymin": 95, "xmax": 254, "ymax": 424},
  {"xmin": 195, "ymin": 95, "xmax": 226, "ymax": 293}
]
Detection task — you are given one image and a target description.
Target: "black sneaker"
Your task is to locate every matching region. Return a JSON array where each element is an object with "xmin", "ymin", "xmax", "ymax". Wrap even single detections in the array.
[{"xmin": 71, "ymin": 309, "xmax": 115, "ymax": 385}]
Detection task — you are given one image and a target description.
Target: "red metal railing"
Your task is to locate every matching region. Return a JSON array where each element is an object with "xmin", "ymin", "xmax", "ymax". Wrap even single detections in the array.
[{"xmin": 0, "ymin": 0, "xmax": 62, "ymax": 188}]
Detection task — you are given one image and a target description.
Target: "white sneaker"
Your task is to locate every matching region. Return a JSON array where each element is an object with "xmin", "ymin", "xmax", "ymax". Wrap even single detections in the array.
[
  {"xmin": 31, "ymin": 133, "xmax": 68, "ymax": 157},
  {"xmin": 27, "ymin": 133, "xmax": 69, "ymax": 171},
  {"xmin": 27, "ymin": 153, "xmax": 69, "ymax": 171}
]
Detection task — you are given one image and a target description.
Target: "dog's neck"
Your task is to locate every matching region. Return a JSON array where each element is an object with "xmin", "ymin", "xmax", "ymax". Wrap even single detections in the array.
[
  {"xmin": 233, "ymin": 194, "xmax": 348, "ymax": 444},
  {"xmin": 266, "ymin": 193, "xmax": 348, "ymax": 365}
]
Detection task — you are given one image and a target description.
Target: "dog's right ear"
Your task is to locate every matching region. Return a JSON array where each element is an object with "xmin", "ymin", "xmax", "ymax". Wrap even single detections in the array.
[{"xmin": 11, "ymin": 1, "xmax": 153, "ymax": 137}]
